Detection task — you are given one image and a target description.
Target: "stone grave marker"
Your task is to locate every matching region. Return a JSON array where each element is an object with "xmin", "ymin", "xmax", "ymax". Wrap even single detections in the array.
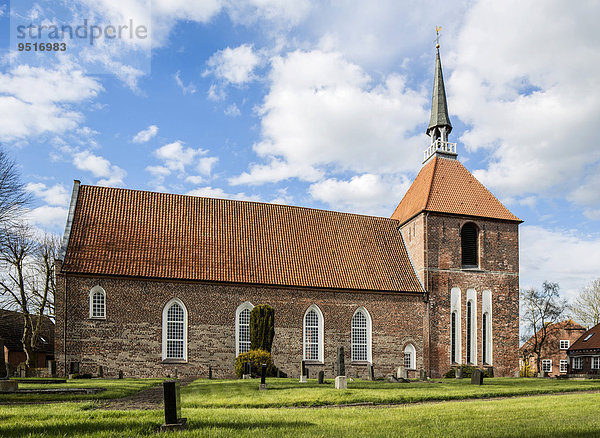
[
  {"xmin": 243, "ymin": 362, "xmax": 252, "ymax": 379},
  {"xmin": 48, "ymin": 360, "xmax": 56, "ymax": 378},
  {"xmin": 337, "ymin": 346, "xmax": 345, "ymax": 376},
  {"xmin": 299, "ymin": 360, "xmax": 307, "ymax": 383},
  {"xmin": 318, "ymin": 370, "xmax": 324, "ymax": 384},
  {"xmin": 259, "ymin": 363, "xmax": 267, "ymax": 390},
  {"xmin": 335, "ymin": 375, "xmax": 347, "ymax": 389},
  {"xmin": 471, "ymin": 369, "xmax": 484, "ymax": 385},
  {"xmin": 369, "ymin": 364, "xmax": 375, "ymax": 381},
  {"xmin": 209, "ymin": 366, "xmax": 213, "ymax": 380},
  {"xmin": 419, "ymin": 369, "xmax": 427, "ymax": 381},
  {"xmin": 455, "ymin": 367, "xmax": 463, "ymax": 379},
  {"xmin": 397, "ymin": 366, "xmax": 407, "ymax": 380},
  {"xmin": 118, "ymin": 370, "xmax": 124, "ymax": 379},
  {"xmin": 97, "ymin": 365, "xmax": 104, "ymax": 378},
  {"xmin": 161, "ymin": 380, "xmax": 187, "ymax": 431}
]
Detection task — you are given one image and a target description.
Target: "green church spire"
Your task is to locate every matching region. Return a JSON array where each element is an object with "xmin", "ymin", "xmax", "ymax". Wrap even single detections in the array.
[{"xmin": 426, "ymin": 45, "xmax": 452, "ymax": 139}]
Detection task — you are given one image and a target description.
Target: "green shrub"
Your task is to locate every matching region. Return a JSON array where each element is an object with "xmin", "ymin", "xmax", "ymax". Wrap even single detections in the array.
[
  {"xmin": 235, "ymin": 349, "xmax": 277, "ymax": 379},
  {"xmin": 250, "ymin": 304, "xmax": 275, "ymax": 352},
  {"xmin": 444, "ymin": 365, "xmax": 490, "ymax": 378}
]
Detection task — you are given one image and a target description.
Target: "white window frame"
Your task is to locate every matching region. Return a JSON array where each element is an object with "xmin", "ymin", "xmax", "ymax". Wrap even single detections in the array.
[
  {"xmin": 541, "ymin": 359, "xmax": 552, "ymax": 373},
  {"xmin": 573, "ymin": 357, "xmax": 583, "ymax": 370},
  {"xmin": 559, "ymin": 359, "xmax": 568, "ymax": 373},
  {"xmin": 351, "ymin": 307, "xmax": 372, "ymax": 363},
  {"xmin": 235, "ymin": 302, "xmax": 254, "ymax": 357},
  {"xmin": 482, "ymin": 289, "xmax": 493, "ymax": 365},
  {"xmin": 450, "ymin": 287, "xmax": 462, "ymax": 364},
  {"xmin": 303, "ymin": 304, "xmax": 324, "ymax": 363},
  {"xmin": 404, "ymin": 343, "xmax": 416, "ymax": 370},
  {"xmin": 592, "ymin": 357, "xmax": 600, "ymax": 370},
  {"xmin": 162, "ymin": 298, "xmax": 188, "ymax": 362},
  {"xmin": 559, "ymin": 340, "xmax": 569, "ymax": 350},
  {"xmin": 89, "ymin": 286, "xmax": 106, "ymax": 319}
]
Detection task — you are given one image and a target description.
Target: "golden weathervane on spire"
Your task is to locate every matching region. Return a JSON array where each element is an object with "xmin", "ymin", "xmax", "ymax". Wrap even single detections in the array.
[{"xmin": 435, "ymin": 26, "xmax": 442, "ymax": 49}]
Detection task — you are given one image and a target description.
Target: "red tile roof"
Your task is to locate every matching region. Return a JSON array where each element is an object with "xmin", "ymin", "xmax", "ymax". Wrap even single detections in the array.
[
  {"xmin": 61, "ymin": 186, "xmax": 423, "ymax": 293},
  {"xmin": 569, "ymin": 323, "xmax": 600, "ymax": 351},
  {"xmin": 391, "ymin": 156, "xmax": 522, "ymax": 224},
  {"xmin": 519, "ymin": 319, "xmax": 587, "ymax": 353}
]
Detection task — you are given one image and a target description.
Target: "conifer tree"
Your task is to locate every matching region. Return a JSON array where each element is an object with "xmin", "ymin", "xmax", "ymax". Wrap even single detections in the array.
[{"xmin": 250, "ymin": 304, "xmax": 275, "ymax": 352}]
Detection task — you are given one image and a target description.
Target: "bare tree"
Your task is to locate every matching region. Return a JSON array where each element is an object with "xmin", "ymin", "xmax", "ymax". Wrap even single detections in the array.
[
  {"xmin": 520, "ymin": 281, "xmax": 567, "ymax": 376},
  {"xmin": 0, "ymin": 224, "xmax": 59, "ymax": 370},
  {"xmin": 0, "ymin": 148, "xmax": 30, "ymax": 230},
  {"xmin": 571, "ymin": 279, "xmax": 600, "ymax": 328}
]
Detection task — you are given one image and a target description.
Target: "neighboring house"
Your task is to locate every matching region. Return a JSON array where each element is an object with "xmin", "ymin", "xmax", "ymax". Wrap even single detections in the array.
[
  {"xmin": 0, "ymin": 309, "xmax": 55, "ymax": 374},
  {"xmin": 54, "ymin": 46, "xmax": 522, "ymax": 379},
  {"xmin": 567, "ymin": 323, "xmax": 600, "ymax": 375},
  {"xmin": 519, "ymin": 320, "xmax": 587, "ymax": 377}
]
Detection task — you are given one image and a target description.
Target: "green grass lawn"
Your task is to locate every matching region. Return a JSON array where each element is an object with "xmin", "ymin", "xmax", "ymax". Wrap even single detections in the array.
[
  {"xmin": 0, "ymin": 378, "xmax": 164, "ymax": 402},
  {"xmin": 180, "ymin": 377, "xmax": 600, "ymax": 408},
  {"xmin": 1, "ymin": 391, "xmax": 600, "ymax": 437}
]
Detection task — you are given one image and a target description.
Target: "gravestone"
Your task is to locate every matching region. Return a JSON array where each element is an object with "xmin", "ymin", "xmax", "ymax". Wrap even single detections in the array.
[
  {"xmin": 70, "ymin": 361, "xmax": 80, "ymax": 375},
  {"xmin": 397, "ymin": 366, "xmax": 408, "ymax": 380},
  {"xmin": 97, "ymin": 365, "xmax": 104, "ymax": 378},
  {"xmin": 335, "ymin": 375, "xmax": 347, "ymax": 389},
  {"xmin": 419, "ymin": 369, "xmax": 427, "ymax": 381},
  {"xmin": 369, "ymin": 364, "xmax": 375, "ymax": 381},
  {"xmin": 471, "ymin": 369, "xmax": 484, "ymax": 385},
  {"xmin": 337, "ymin": 346, "xmax": 345, "ymax": 376},
  {"xmin": 318, "ymin": 370, "xmax": 325, "ymax": 384},
  {"xmin": 299, "ymin": 360, "xmax": 307, "ymax": 383},
  {"xmin": 48, "ymin": 360, "xmax": 56, "ymax": 378},
  {"xmin": 243, "ymin": 362, "xmax": 252, "ymax": 379},
  {"xmin": 209, "ymin": 366, "xmax": 213, "ymax": 380},
  {"xmin": 485, "ymin": 366, "xmax": 494, "ymax": 377},
  {"xmin": 161, "ymin": 380, "xmax": 187, "ymax": 431},
  {"xmin": 118, "ymin": 370, "xmax": 124, "ymax": 379},
  {"xmin": 455, "ymin": 367, "xmax": 463, "ymax": 379},
  {"xmin": 259, "ymin": 363, "xmax": 267, "ymax": 390},
  {"xmin": 0, "ymin": 380, "xmax": 17, "ymax": 393}
]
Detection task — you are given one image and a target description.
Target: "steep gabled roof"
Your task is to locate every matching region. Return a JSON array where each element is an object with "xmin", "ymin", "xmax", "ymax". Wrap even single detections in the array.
[
  {"xmin": 391, "ymin": 156, "xmax": 522, "ymax": 224},
  {"xmin": 61, "ymin": 185, "xmax": 423, "ymax": 293},
  {"xmin": 519, "ymin": 319, "xmax": 587, "ymax": 353},
  {"xmin": 569, "ymin": 323, "xmax": 600, "ymax": 351}
]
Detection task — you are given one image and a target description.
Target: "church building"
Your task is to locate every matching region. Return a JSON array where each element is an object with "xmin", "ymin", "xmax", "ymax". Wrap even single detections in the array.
[{"xmin": 55, "ymin": 45, "xmax": 521, "ymax": 379}]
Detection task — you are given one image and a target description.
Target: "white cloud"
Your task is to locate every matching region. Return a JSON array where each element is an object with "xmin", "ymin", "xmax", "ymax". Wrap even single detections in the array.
[
  {"xmin": 73, "ymin": 150, "xmax": 127, "ymax": 186},
  {"xmin": 26, "ymin": 205, "xmax": 69, "ymax": 229},
  {"xmin": 448, "ymin": 0, "xmax": 600, "ymax": 206},
  {"xmin": 132, "ymin": 125, "xmax": 159, "ymax": 143},
  {"xmin": 520, "ymin": 225, "xmax": 600, "ymax": 303},
  {"xmin": 0, "ymin": 65, "xmax": 103, "ymax": 142},
  {"xmin": 197, "ymin": 157, "xmax": 219, "ymax": 176},
  {"xmin": 146, "ymin": 165, "xmax": 171, "ymax": 177},
  {"xmin": 174, "ymin": 71, "xmax": 197, "ymax": 95},
  {"xmin": 154, "ymin": 141, "xmax": 207, "ymax": 173},
  {"xmin": 25, "ymin": 183, "xmax": 70, "ymax": 206},
  {"xmin": 224, "ymin": 103, "xmax": 241, "ymax": 117},
  {"xmin": 186, "ymin": 186, "xmax": 260, "ymax": 202},
  {"xmin": 205, "ymin": 44, "xmax": 262, "ymax": 85},
  {"xmin": 309, "ymin": 174, "xmax": 411, "ymax": 215},
  {"xmin": 231, "ymin": 49, "xmax": 427, "ymax": 185}
]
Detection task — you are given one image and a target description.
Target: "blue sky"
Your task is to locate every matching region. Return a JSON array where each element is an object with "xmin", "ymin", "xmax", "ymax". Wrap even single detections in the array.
[{"xmin": 1, "ymin": 0, "xmax": 599, "ymax": 303}]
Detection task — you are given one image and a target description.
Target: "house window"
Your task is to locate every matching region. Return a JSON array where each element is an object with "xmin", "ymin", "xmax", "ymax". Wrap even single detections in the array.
[
  {"xmin": 461, "ymin": 223, "xmax": 479, "ymax": 268},
  {"xmin": 303, "ymin": 305, "xmax": 324, "ymax": 362},
  {"xmin": 583, "ymin": 333, "xmax": 594, "ymax": 342},
  {"xmin": 560, "ymin": 360, "xmax": 568, "ymax": 373},
  {"xmin": 592, "ymin": 357, "xmax": 600, "ymax": 370},
  {"xmin": 89, "ymin": 286, "xmax": 106, "ymax": 319},
  {"xmin": 162, "ymin": 298, "xmax": 188, "ymax": 361},
  {"xmin": 559, "ymin": 340, "xmax": 569, "ymax": 350},
  {"xmin": 404, "ymin": 344, "xmax": 416, "ymax": 370},
  {"xmin": 573, "ymin": 357, "xmax": 583, "ymax": 370},
  {"xmin": 541, "ymin": 359, "xmax": 552, "ymax": 373},
  {"xmin": 351, "ymin": 307, "xmax": 372, "ymax": 362},
  {"xmin": 235, "ymin": 302, "xmax": 254, "ymax": 356},
  {"xmin": 451, "ymin": 311, "xmax": 457, "ymax": 363}
]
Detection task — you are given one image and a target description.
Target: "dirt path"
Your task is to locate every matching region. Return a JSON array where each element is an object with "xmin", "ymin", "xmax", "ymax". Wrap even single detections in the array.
[{"xmin": 99, "ymin": 378, "xmax": 195, "ymax": 411}]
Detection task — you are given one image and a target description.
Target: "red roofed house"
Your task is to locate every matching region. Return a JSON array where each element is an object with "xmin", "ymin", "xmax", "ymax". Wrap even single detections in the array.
[
  {"xmin": 54, "ymin": 46, "xmax": 522, "ymax": 379},
  {"xmin": 567, "ymin": 323, "xmax": 600, "ymax": 375}
]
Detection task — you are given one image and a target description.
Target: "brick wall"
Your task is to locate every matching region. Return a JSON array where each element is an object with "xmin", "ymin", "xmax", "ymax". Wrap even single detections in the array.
[{"xmin": 55, "ymin": 273, "xmax": 426, "ymax": 379}]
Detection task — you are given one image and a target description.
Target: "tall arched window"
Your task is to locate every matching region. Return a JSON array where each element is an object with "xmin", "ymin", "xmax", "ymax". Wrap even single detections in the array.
[
  {"xmin": 404, "ymin": 343, "xmax": 416, "ymax": 370},
  {"xmin": 351, "ymin": 307, "xmax": 372, "ymax": 363},
  {"xmin": 461, "ymin": 223, "xmax": 479, "ymax": 268},
  {"xmin": 303, "ymin": 305, "xmax": 324, "ymax": 362},
  {"xmin": 235, "ymin": 302, "xmax": 254, "ymax": 356},
  {"xmin": 162, "ymin": 298, "xmax": 188, "ymax": 362},
  {"xmin": 450, "ymin": 287, "xmax": 461, "ymax": 364},
  {"xmin": 482, "ymin": 289, "xmax": 493, "ymax": 364},
  {"xmin": 466, "ymin": 301, "xmax": 472, "ymax": 364},
  {"xmin": 89, "ymin": 286, "xmax": 106, "ymax": 319},
  {"xmin": 451, "ymin": 311, "xmax": 457, "ymax": 363},
  {"xmin": 466, "ymin": 289, "xmax": 478, "ymax": 365}
]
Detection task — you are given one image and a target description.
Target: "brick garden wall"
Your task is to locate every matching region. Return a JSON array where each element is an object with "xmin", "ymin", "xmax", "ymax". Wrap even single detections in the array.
[{"xmin": 55, "ymin": 271, "xmax": 426, "ymax": 379}]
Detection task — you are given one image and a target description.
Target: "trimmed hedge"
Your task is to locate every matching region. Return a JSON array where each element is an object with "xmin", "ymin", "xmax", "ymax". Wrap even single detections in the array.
[
  {"xmin": 235, "ymin": 349, "xmax": 277, "ymax": 379},
  {"xmin": 250, "ymin": 305, "xmax": 275, "ymax": 352}
]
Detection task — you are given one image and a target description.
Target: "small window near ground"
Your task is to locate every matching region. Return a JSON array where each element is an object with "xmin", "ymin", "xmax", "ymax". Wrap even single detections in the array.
[
  {"xmin": 559, "ymin": 340, "xmax": 569, "ymax": 349},
  {"xmin": 592, "ymin": 357, "xmax": 600, "ymax": 370},
  {"xmin": 403, "ymin": 344, "xmax": 416, "ymax": 370},
  {"xmin": 573, "ymin": 357, "xmax": 583, "ymax": 369},
  {"xmin": 560, "ymin": 360, "xmax": 568, "ymax": 373},
  {"xmin": 541, "ymin": 359, "xmax": 552, "ymax": 373}
]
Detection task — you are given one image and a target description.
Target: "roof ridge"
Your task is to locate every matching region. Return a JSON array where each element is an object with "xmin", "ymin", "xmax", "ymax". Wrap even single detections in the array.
[{"xmin": 79, "ymin": 184, "xmax": 400, "ymax": 223}]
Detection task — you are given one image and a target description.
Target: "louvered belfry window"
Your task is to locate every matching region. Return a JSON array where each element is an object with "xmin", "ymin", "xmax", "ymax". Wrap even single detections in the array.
[{"xmin": 461, "ymin": 223, "xmax": 479, "ymax": 268}]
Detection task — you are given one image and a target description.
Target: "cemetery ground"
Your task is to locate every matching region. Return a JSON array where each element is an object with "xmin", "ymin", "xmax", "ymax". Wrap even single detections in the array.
[{"xmin": 1, "ymin": 378, "xmax": 600, "ymax": 436}]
